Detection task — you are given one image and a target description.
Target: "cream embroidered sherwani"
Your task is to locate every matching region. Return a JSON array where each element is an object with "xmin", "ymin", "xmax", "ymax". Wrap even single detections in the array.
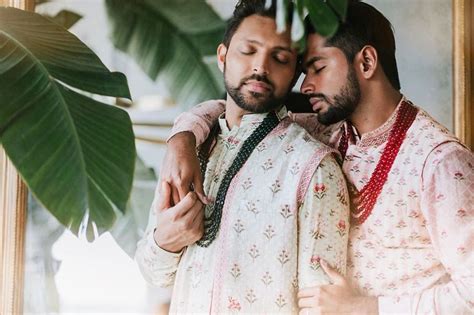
[
  {"xmin": 169, "ymin": 97, "xmax": 474, "ymax": 314},
  {"xmin": 136, "ymin": 107, "xmax": 350, "ymax": 313}
]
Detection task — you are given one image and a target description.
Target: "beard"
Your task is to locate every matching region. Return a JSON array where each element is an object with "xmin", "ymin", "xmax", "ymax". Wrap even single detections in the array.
[
  {"xmin": 310, "ymin": 67, "xmax": 361, "ymax": 125},
  {"xmin": 224, "ymin": 70, "xmax": 288, "ymax": 114}
]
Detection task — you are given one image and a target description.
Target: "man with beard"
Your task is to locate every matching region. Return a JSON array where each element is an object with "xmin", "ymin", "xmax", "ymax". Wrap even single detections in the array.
[
  {"xmin": 135, "ymin": 0, "xmax": 350, "ymax": 313},
  {"xmin": 159, "ymin": 1, "xmax": 474, "ymax": 314}
]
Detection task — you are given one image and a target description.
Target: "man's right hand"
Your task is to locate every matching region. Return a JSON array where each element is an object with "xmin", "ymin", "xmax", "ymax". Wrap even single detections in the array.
[
  {"xmin": 153, "ymin": 181, "xmax": 204, "ymax": 253},
  {"xmin": 160, "ymin": 131, "xmax": 208, "ymax": 205}
]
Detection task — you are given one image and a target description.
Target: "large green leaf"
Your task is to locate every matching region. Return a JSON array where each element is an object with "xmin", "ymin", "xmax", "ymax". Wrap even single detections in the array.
[
  {"xmin": 105, "ymin": 0, "xmax": 225, "ymax": 109},
  {"xmin": 0, "ymin": 7, "xmax": 135, "ymax": 238},
  {"xmin": 304, "ymin": 0, "xmax": 340, "ymax": 37}
]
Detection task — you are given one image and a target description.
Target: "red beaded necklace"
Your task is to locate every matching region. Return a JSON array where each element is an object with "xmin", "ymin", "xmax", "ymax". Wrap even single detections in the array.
[{"xmin": 338, "ymin": 100, "xmax": 419, "ymax": 225}]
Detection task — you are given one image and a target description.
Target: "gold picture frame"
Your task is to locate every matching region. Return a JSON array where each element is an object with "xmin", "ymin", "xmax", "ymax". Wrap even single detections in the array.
[{"xmin": 0, "ymin": 1, "xmax": 472, "ymax": 313}]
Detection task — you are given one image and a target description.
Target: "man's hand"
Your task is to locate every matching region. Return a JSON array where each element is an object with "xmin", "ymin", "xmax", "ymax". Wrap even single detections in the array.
[
  {"xmin": 298, "ymin": 260, "xmax": 378, "ymax": 315},
  {"xmin": 161, "ymin": 131, "xmax": 208, "ymax": 205},
  {"xmin": 153, "ymin": 181, "xmax": 204, "ymax": 253}
]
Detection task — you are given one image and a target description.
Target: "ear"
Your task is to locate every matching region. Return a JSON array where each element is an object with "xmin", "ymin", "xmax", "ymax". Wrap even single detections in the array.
[
  {"xmin": 217, "ymin": 43, "xmax": 227, "ymax": 73},
  {"xmin": 355, "ymin": 45, "xmax": 378, "ymax": 79}
]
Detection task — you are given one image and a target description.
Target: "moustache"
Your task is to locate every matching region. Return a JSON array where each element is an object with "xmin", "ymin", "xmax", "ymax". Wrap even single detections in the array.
[{"xmin": 239, "ymin": 74, "xmax": 274, "ymax": 89}]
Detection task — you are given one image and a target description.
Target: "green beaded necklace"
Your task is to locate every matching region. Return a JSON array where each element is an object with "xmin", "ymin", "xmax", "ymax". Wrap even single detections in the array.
[{"xmin": 197, "ymin": 111, "xmax": 280, "ymax": 247}]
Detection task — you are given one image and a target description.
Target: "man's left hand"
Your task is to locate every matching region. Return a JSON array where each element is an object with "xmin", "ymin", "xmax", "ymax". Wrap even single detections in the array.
[{"xmin": 297, "ymin": 260, "xmax": 379, "ymax": 315}]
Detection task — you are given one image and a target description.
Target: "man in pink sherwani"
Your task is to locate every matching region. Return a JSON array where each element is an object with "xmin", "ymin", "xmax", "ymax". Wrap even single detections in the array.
[{"xmin": 158, "ymin": 1, "xmax": 474, "ymax": 314}]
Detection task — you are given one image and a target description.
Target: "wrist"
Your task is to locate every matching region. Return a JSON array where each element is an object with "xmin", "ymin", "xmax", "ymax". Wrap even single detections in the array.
[
  {"xmin": 153, "ymin": 229, "xmax": 184, "ymax": 254},
  {"xmin": 168, "ymin": 131, "xmax": 196, "ymax": 148}
]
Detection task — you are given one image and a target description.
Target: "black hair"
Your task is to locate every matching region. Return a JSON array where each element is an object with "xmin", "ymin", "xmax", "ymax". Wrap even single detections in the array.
[
  {"xmin": 305, "ymin": 1, "xmax": 401, "ymax": 90},
  {"xmin": 223, "ymin": 0, "xmax": 293, "ymax": 48}
]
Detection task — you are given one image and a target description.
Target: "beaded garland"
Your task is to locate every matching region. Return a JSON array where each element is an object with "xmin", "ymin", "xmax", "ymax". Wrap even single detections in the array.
[
  {"xmin": 338, "ymin": 100, "xmax": 419, "ymax": 225},
  {"xmin": 196, "ymin": 111, "xmax": 280, "ymax": 247}
]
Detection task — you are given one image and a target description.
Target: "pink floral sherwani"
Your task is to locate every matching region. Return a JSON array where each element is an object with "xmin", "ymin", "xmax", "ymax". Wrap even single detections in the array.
[
  {"xmin": 168, "ymin": 97, "xmax": 474, "ymax": 314},
  {"xmin": 136, "ymin": 107, "xmax": 350, "ymax": 313}
]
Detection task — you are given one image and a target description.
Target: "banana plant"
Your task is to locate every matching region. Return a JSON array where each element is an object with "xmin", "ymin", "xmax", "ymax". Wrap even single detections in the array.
[
  {"xmin": 105, "ymin": 0, "xmax": 226, "ymax": 109},
  {"xmin": 0, "ymin": 7, "xmax": 136, "ymax": 240}
]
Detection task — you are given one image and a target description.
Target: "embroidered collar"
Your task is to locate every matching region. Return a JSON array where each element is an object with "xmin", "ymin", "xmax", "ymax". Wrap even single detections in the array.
[
  {"xmin": 218, "ymin": 105, "xmax": 288, "ymax": 135},
  {"xmin": 345, "ymin": 95, "xmax": 408, "ymax": 148}
]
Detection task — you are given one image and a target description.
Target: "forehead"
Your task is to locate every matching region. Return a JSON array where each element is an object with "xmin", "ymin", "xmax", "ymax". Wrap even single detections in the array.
[
  {"xmin": 231, "ymin": 15, "xmax": 293, "ymax": 48},
  {"xmin": 303, "ymin": 33, "xmax": 343, "ymax": 63}
]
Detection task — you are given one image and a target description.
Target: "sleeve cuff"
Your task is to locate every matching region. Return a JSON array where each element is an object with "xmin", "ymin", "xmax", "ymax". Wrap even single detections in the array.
[{"xmin": 143, "ymin": 230, "xmax": 183, "ymax": 263}]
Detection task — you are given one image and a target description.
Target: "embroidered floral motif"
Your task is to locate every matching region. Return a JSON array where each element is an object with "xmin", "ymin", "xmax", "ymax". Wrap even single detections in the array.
[
  {"xmin": 279, "ymin": 204, "xmax": 292, "ymax": 219},
  {"xmin": 309, "ymin": 255, "xmax": 321, "ymax": 270},
  {"xmin": 275, "ymin": 293, "xmax": 287, "ymax": 309},
  {"xmin": 241, "ymin": 178, "xmax": 253, "ymax": 190},
  {"xmin": 263, "ymin": 225, "xmax": 276, "ymax": 240},
  {"xmin": 230, "ymin": 263, "xmax": 241, "ymax": 280},
  {"xmin": 261, "ymin": 271, "xmax": 273, "ymax": 286},
  {"xmin": 228, "ymin": 297, "xmax": 241, "ymax": 311},
  {"xmin": 313, "ymin": 183, "xmax": 327, "ymax": 199},
  {"xmin": 245, "ymin": 289, "xmax": 257, "ymax": 304},
  {"xmin": 248, "ymin": 244, "xmax": 260, "ymax": 261},
  {"xmin": 337, "ymin": 220, "xmax": 346, "ymax": 237},
  {"xmin": 270, "ymin": 179, "xmax": 282, "ymax": 195},
  {"xmin": 277, "ymin": 249, "xmax": 290, "ymax": 266},
  {"xmin": 233, "ymin": 219, "xmax": 245, "ymax": 234}
]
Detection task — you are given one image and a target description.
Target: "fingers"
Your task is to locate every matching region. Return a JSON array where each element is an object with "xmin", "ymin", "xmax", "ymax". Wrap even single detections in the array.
[
  {"xmin": 171, "ymin": 191, "xmax": 200, "ymax": 217},
  {"xmin": 298, "ymin": 297, "xmax": 317, "ymax": 308},
  {"xmin": 156, "ymin": 181, "xmax": 172, "ymax": 211},
  {"xmin": 320, "ymin": 260, "xmax": 346, "ymax": 285},
  {"xmin": 192, "ymin": 172, "xmax": 209, "ymax": 204},
  {"xmin": 171, "ymin": 186, "xmax": 180, "ymax": 206},
  {"xmin": 298, "ymin": 287, "xmax": 318, "ymax": 298}
]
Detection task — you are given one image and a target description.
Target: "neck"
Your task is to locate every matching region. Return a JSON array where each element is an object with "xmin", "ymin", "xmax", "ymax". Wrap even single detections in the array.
[
  {"xmin": 350, "ymin": 84, "xmax": 402, "ymax": 136},
  {"xmin": 224, "ymin": 95, "xmax": 252, "ymax": 129}
]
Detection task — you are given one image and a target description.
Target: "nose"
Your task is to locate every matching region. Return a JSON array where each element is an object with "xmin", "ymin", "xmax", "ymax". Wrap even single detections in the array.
[
  {"xmin": 300, "ymin": 75, "xmax": 314, "ymax": 95},
  {"xmin": 252, "ymin": 53, "xmax": 270, "ymax": 75}
]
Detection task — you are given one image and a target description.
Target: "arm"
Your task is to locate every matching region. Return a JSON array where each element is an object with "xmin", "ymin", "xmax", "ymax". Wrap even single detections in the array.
[
  {"xmin": 297, "ymin": 155, "xmax": 350, "ymax": 287},
  {"xmin": 297, "ymin": 156, "xmax": 378, "ymax": 314},
  {"xmin": 167, "ymin": 99, "xmax": 225, "ymax": 146},
  {"xmin": 135, "ymin": 182, "xmax": 204, "ymax": 287},
  {"xmin": 378, "ymin": 142, "xmax": 474, "ymax": 315},
  {"xmin": 161, "ymin": 100, "xmax": 225, "ymax": 204}
]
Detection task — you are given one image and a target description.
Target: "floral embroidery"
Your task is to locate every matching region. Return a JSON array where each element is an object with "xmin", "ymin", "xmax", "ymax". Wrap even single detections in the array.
[
  {"xmin": 261, "ymin": 271, "xmax": 273, "ymax": 286},
  {"xmin": 275, "ymin": 293, "xmax": 287, "ymax": 309},
  {"xmin": 270, "ymin": 179, "xmax": 282, "ymax": 195},
  {"xmin": 309, "ymin": 255, "xmax": 321, "ymax": 270},
  {"xmin": 337, "ymin": 220, "xmax": 346, "ymax": 237},
  {"xmin": 313, "ymin": 183, "xmax": 327, "ymax": 199},
  {"xmin": 277, "ymin": 249, "xmax": 290, "ymax": 266},
  {"xmin": 228, "ymin": 297, "xmax": 241, "ymax": 311},
  {"xmin": 233, "ymin": 219, "xmax": 245, "ymax": 234},
  {"xmin": 230, "ymin": 263, "xmax": 241, "ymax": 280},
  {"xmin": 245, "ymin": 289, "xmax": 257, "ymax": 304},
  {"xmin": 280, "ymin": 204, "xmax": 292, "ymax": 219},
  {"xmin": 248, "ymin": 244, "xmax": 260, "ymax": 262},
  {"xmin": 264, "ymin": 225, "xmax": 276, "ymax": 240}
]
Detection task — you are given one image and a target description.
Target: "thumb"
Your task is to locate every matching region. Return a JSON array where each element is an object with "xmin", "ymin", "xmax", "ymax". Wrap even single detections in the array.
[
  {"xmin": 156, "ymin": 181, "xmax": 172, "ymax": 211},
  {"xmin": 320, "ymin": 259, "xmax": 346, "ymax": 285}
]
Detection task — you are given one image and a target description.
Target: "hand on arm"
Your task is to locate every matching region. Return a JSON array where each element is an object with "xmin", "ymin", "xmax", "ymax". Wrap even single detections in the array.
[
  {"xmin": 298, "ymin": 261, "xmax": 378, "ymax": 315},
  {"xmin": 161, "ymin": 131, "xmax": 208, "ymax": 205},
  {"xmin": 153, "ymin": 181, "xmax": 204, "ymax": 253}
]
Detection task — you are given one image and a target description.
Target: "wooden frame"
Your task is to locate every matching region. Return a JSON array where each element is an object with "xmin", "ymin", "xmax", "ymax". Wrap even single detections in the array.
[
  {"xmin": 453, "ymin": 0, "xmax": 473, "ymax": 149},
  {"xmin": 0, "ymin": 3, "xmax": 34, "ymax": 315},
  {"xmin": 0, "ymin": 1, "xmax": 471, "ymax": 314}
]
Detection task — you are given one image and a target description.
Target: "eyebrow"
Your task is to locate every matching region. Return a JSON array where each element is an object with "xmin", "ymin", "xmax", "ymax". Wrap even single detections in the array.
[
  {"xmin": 304, "ymin": 56, "xmax": 325, "ymax": 69},
  {"xmin": 245, "ymin": 39, "xmax": 293, "ymax": 53}
]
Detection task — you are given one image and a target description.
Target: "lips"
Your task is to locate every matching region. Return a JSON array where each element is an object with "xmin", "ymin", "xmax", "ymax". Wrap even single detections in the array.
[
  {"xmin": 309, "ymin": 97, "xmax": 325, "ymax": 112},
  {"xmin": 245, "ymin": 80, "xmax": 272, "ymax": 93}
]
